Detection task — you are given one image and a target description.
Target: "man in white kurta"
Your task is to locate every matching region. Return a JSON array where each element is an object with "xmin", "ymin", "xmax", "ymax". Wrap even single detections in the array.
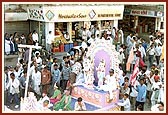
[
  {"xmin": 32, "ymin": 30, "xmax": 39, "ymax": 46},
  {"xmin": 46, "ymin": 31, "xmax": 54, "ymax": 52},
  {"xmin": 32, "ymin": 67, "xmax": 41, "ymax": 95},
  {"xmin": 98, "ymin": 69, "xmax": 118, "ymax": 101}
]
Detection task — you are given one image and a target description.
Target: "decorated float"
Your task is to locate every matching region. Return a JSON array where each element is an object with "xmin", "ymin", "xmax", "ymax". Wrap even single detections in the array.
[{"xmin": 71, "ymin": 39, "xmax": 121, "ymax": 111}]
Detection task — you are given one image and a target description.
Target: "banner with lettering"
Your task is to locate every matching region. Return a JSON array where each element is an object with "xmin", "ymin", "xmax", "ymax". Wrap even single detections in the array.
[
  {"xmin": 43, "ymin": 5, "xmax": 124, "ymax": 22},
  {"xmin": 27, "ymin": 7, "xmax": 45, "ymax": 21}
]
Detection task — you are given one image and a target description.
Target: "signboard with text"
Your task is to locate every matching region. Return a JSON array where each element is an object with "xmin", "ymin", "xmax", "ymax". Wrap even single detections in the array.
[
  {"xmin": 130, "ymin": 9, "xmax": 155, "ymax": 17},
  {"xmin": 43, "ymin": 5, "xmax": 124, "ymax": 22}
]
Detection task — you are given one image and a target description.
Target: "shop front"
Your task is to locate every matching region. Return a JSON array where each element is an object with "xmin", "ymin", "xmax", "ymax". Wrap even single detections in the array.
[
  {"xmin": 43, "ymin": 5, "xmax": 124, "ymax": 40},
  {"xmin": 42, "ymin": 5, "xmax": 124, "ymax": 52},
  {"xmin": 119, "ymin": 8, "xmax": 164, "ymax": 34}
]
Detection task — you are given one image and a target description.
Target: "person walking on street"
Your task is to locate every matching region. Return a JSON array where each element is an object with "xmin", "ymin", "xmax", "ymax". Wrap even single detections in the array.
[
  {"xmin": 51, "ymin": 64, "xmax": 61, "ymax": 88},
  {"xmin": 147, "ymin": 43, "xmax": 155, "ymax": 68},
  {"xmin": 41, "ymin": 66, "xmax": 51, "ymax": 95},
  {"xmin": 61, "ymin": 61, "xmax": 71, "ymax": 92},
  {"xmin": 135, "ymin": 78, "xmax": 147, "ymax": 111},
  {"xmin": 6, "ymin": 73, "xmax": 20, "ymax": 109}
]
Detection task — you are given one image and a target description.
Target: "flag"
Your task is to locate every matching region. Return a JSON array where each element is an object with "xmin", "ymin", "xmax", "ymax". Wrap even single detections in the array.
[
  {"xmin": 160, "ymin": 45, "xmax": 164, "ymax": 61},
  {"xmin": 130, "ymin": 58, "xmax": 139, "ymax": 86},
  {"xmin": 126, "ymin": 47, "xmax": 134, "ymax": 71}
]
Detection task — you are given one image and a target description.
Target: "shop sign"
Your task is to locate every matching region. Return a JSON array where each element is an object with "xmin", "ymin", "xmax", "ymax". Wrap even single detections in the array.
[
  {"xmin": 44, "ymin": 5, "xmax": 124, "ymax": 22},
  {"xmin": 131, "ymin": 10, "xmax": 155, "ymax": 17},
  {"xmin": 58, "ymin": 13, "xmax": 87, "ymax": 19},
  {"xmin": 131, "ymin": 10, "xmax": 148, "ymax": 15},
  {"xmin": 27, "ymin": 8, "xmax": 44, "ymax": 21}
]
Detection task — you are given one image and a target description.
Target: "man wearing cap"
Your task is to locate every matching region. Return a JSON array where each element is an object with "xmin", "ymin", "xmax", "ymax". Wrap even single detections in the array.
[
  {"xmin": 41, "ymin": 66, "xmax": 51, "ymax": 95},
  {"xmin": 151, "ymin": 73, "xmax": 162, "ymax": 107}
]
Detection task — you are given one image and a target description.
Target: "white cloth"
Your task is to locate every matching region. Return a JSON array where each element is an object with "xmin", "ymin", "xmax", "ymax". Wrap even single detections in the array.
[
  {"xmin": 157, "ymin": 86, "xmax": 164, "ymax": 103},
  {"xmin": 139, "ymin": 46, "xmax": 146, "ymax": 58},
  {"xmin": 81, "ymin": 41, "xmax": 87, "ymax": 50},
  {"xmin": 112, "ymin": 28, "xmax": 116, "ymax": 39},
  {"xmin": 130, "ymin": 80, "xmax": 139, "ymax": 97},
  {"xmin": 32, "ymin": 33, "xmax": 39, "ymax": 42},
  {"xmin": 95, "ymin": 30, "xmax": 100, "ymax": 37},
  {"xmin": 82, "ymin": 31, "xmax": 87, "ymax": 40},
  {"xmin": 38, "ymin": 95, "xmax": 50, "ymax": 107},
  {"xmin": 148, "ymin": 48, "xmax": 155, "ymax": 55},
  {"xmin": 155, "ymin": 46, "xmax": 162, "ymax": 56},
  {"xmin": 32, "ymin": 71, "xmax": 41, "ymax": 95},
  {"xmin": 118, "ymin": 53, "xmax": 125, "ymax": 64},
  {"xmin": 46, "ymin": 33, "xmax": 54, "ymax": 44},
  {"xmin": 88, "ymin": 38, "xmax": 94, "ymax": 45},
  {"xmin": 35, "ymin": 57, "xmax": 42, "ymax": 66},
  {"xmin": 14, "ymin": 71, "xmax": 21, "ymax": 80},
  {"xmin": 119, "ymin": 29, "xmax": 124, "ymax": 44},
  {"xmin": 107, "ymin": 30, "xmax": 112, "ymax": 35},
  {"xmin": 155, "ymin": 39, "xmax": 162, "ymax": 45},
  {"xmin": 151, "ymin": 104, "xmax": 160, "ymax": 111},
  {"xmin": 87, "ymin": 30, "xmax": 92, "ymax": 39},
  {"xmin": 5, "ymin": 39, "xmax": 11, "ymax": 54},
  {"xmin": 64, "ymin": 34, "xmax": 70, "ymax": 40},
  {"xmin": 117, "ymin": 98, "xmax": 131, "ymax": 111},
  {"xmin": 29, "ymin": 65, "xmax": 35, "ymax": 77}
]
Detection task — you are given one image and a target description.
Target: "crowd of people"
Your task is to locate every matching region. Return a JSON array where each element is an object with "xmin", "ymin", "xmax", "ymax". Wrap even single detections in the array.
[{"xmin": 4, "ymin": 24, "xmax": 165, "ymax": 112}]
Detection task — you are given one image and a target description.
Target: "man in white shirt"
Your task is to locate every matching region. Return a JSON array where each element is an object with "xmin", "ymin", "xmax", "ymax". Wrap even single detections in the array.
[
  {"xmin": 6, "ymin": 73, "xmax": 20, "ymax": 109},
  {"xmin": 81, "ymin": 39, "xmax": 88, "ymax": 50},
  {"xmin": 118, "ymin": 27, "xmax": 124, "ymax": 44},
  {"xmin": 74, "ymin": 97, "xmax": 86, "ymax": 111},
  {"xmin": 98, "ymin": 69, "xmax": 118, "ymax": 102},
  {"xmin": 155, "ymin": 43, "xmax": 162, "ymax": 65},
  {"xmin": 151, "ymin": 75, "xmax": 162, "ymax": 107},
  {"xmin": 32, "ymin": 30, "xmax": 39, "ymax": 46},
  {"xmin": 46, "ymin": 31, "xmax": 54, "ymax": 52},
  {"xmin": 139, "ymin": 43, "xmax": 146, "ymax": 61},
  {"xmin": 147, "ymin": 43, "xmax": 155, "ymax": 67}
]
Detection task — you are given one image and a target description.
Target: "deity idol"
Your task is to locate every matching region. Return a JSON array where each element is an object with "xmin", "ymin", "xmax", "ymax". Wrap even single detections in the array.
[
  {"xmin": 96, "ymin": 59, "xmax": 106, "ymax": 86},
  {"xmin": 83, "ymin": 57, "xmax": 95, "ymax": 88}
]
